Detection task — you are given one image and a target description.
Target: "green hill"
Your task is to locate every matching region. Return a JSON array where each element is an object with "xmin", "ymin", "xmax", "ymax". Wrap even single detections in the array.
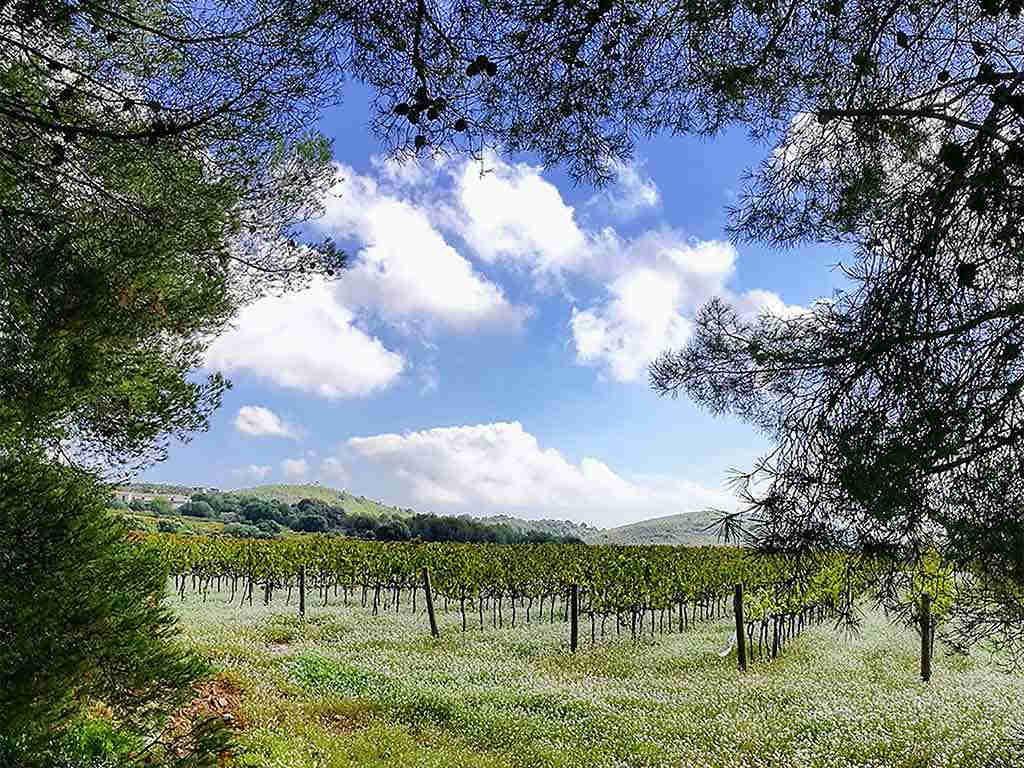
[
  {"xmin": 137, "ymin": 481, "xmax": 732, "ymax": 546},
  {"xmin": 476, "ymin": 515, "xmax": 596, "ymax": 541},
  {"xmin": 586, "ymin": 510, "xmax": 727, "ymax": 546},
  {"xmin": 235, "ymin": 483, "xmax": 410, "ymax": 518}
]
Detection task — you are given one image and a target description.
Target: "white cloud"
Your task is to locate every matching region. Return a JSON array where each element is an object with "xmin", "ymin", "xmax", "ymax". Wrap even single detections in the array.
[
  {"xmin": 320, "ymin": 166, "xmax": 528, "ymax": 331},
  {"xmin": 234, "ymin": 405, "xmax": 299, "ymax": 439},
  {"xmin": 369, "ymin": 153, "xmax": 440, "ymax": 187},
  {"xmin": 452, "ymin": 152, "xmax": 590, "ymax": 277},
  {"xmin": 281, "ymin": 457, "xmax": 309, "ymax": 479},
  {"xmin": 589, "ymin": 159, "xmax": 660, "ymax": 217},
  {"xmin": 205, "ymin": 153, "xmax": 806, "ymax": 402},
  {"xmin": 347, "ymin": 421, "xmax": 733, "ymax": 526},
  {"xmin": 733, "ymin": 289, "xmax": 809, "ymax": 320},
  {"xmin": 232, "ymin": 464, "xmax": 272, "ymax": 481},
  {"xmin": 319, "ymin": 456, "xmax": 348, "ymax": 485},
  {"xmin": 570, "ymin": 237, "xmax": 738, "ymax": 381},
  {"xmin": 205, "ymin": 278, "xmax": 405, "ymax": 398}
]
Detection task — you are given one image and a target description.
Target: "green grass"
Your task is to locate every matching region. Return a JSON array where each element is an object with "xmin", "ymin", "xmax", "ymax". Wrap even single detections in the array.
[{"xmin": 171, "ymin": 587, "xmax": 1024, "ymax": 767}]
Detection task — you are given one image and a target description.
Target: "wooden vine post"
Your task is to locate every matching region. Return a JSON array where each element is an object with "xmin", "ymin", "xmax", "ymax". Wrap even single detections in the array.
[
  {"xmin": 246, "ymin": 543, "xmax": 254, "ymax": 607},
  {"xmin": 298, "ymin": 565, "xmax": 306, "ymax": 617},
  {"xmin": 422, "ymin": 567, "xmax": 439, "ymax": 638},
  {"xmin": 733, "ymin": 583, "xmax": 747, "ymax": 672},
  {"xmin": 570, "ymin": 583, "xmax": 579, "ymax": 653},
  {"xmin": 920, "ymin": 592, "xmax": 932, "ymax": 682}
]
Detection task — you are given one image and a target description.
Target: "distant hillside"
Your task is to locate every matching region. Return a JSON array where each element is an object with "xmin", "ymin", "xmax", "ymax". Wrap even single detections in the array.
[
  {"xmin": 236, "ymin": 483, "xmax": 410, "ymax": 518},
  {"xmin": 476, "ymin": 515, "xmax": 596, "ymax": 541},
  {"xmin": 138, "ymin": 481, "xmax": 731, "ymax": 546},
  {"xmin": 120, "ymin": 481, "xmax": 218, "ymax": 497},
  {"xmin": 586, "ymin": 510, "xmax": 727, "ymax": 546}
]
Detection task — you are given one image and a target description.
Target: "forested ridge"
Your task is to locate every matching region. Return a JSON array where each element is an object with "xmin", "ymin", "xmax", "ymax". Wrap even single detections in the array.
[{"xmin": 115, "ymin": 488, "xmax": 585, "ymax": 545}]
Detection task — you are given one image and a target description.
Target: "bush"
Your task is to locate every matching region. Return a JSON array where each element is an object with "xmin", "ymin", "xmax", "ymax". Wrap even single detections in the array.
[
  {"xmin": 157, "ymin": 519, "xmax": 183, "ymax": 533},
  {"xmin": 295, "ymin": 513, "xmax": 328, "ymax": 533},
  {"xmin": 255, "ymin": 519, "xmax": 281, "ymax": 535},
  {"xmin": 121, "ymin": 515, "xmax": 155, "ymax": 533},
  {"xmin": 146, "ymin": 497, "xmax": 174, "ymax": 516},
  {"xmin": 375, "ymin": 519, "xmax": 411, "ymax": 541},
  {"xmin": 0, "ymin": 455, "xmax": 230, "ymax": 767},
  {"xmin": 224, "ymin": 522, "xmax": 272, "ymax": 539},
  {"xmin": 179, "ymin": 500, "xmax": 215, "ymax": 519}
]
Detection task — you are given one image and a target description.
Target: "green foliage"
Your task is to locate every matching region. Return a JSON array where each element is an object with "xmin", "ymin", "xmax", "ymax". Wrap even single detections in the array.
[
  {"xmin": 239, "ymin": 483, "xmax": 353, "ymax": 507},
  {"xmin": 121, "ymin": 515, "xmax": 156, "ymax": 533},
  {"xmin": 171, "ymin": 485, "xmax": 583, "ymax": 543},
  {"xmin": 147, "ymin": 534, "xmax": 858, "ymax": 647},
  {"xmin": 180, "ymin": 500, "xmax": 216, "ymax": 519},
  {"xmin": 149, "ymin": 496, "xmax": 174, "ymax": 516},
  {"xmin": 0, "ymin": 454, "xmax": 229, "ymax": 766},
  {"xmin": 287, "ymin": 654, "xmax": 376, "ymax": 696},
  {"xmin": 590, "ymin": 511, "xmax": 729, "ymax": 546},
  {"xmin": 224, "ymin": 522, "xmax": 276, "ymax": 540}
]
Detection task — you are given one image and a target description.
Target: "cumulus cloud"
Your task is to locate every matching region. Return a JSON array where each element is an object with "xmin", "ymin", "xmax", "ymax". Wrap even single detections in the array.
[
  {"xmin": 319, "ymin": 456, "xmax": 348, "ymax": 485},
  {"xmin": 588, "ymin": 159, "xmax": 660, "ymax": 217},
  {"xmin": 570, "ymin": 237, "xmax": 738, "ymax": 381},
  {"xmin": 451, "ymin": 152, "xmax": 590, "ymax": 277},
  {"xmin": 234, "ymin": 405, "xmax": 299, "ymax": 439},
  {"xmin": 320, "ymin": 165, "xmax": 528, "ymax": 331},
  {"xmin": 232, "ymin": 464, "xmax": 272, "ymax": 481},
  {"xmin": 205, "ymin": 278, "xmax": 405, "ymax": 398},
  {"xmin": 733, "ymin": 288, "xmax": 809, "ymax": 320},
  {"xmin": 205, "ymin": 153, "xmax": 805, "ymax": 401},
  {"xmin": 571, "ymin": 270, "xmax": 694, "ymax": 382},
  {"xmin": 347, "ymin": 421, "xmax": 733, "ymax": 526},
  {"xmin": 281, "ymin": 457, "xmax": 309, "ymax": 479}
]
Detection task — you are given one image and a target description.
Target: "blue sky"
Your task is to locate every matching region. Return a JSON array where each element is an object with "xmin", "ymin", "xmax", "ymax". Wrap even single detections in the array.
[{"xmin": 143, "ymin": 83, "xmax": 847, "ymax": 528}]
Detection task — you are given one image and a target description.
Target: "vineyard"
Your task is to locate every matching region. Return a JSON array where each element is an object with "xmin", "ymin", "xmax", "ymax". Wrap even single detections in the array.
[
  {"xmin": 144, "ymin": 534, "xmax": 900, "ymax": 664},
  {"xmin": 147, "ymin": 533, "xmax": 1024, "ymax": 767}
]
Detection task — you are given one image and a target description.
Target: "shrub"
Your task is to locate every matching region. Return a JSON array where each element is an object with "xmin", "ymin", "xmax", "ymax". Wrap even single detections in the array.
[
  {"xmin": 224, "ymin": 522, "xmax": 272, "ymax": 539},
  {"xmin": 295, "ymin": 513, "xmax": 328, "ymax": 533},
  {"xmin": 179, "ymin": 500, "xmax": 215, "ymax": 519},
  {"xmin": 255, "ymin": 519, "xmax": 281, "ymax": 535},
  {"xmin": 157, "ymin": 519, "xmax": 183, "ymax": 533},
  {"xmin": 0, "ymin": 455, "xmax": 230, "ymax": 766}
]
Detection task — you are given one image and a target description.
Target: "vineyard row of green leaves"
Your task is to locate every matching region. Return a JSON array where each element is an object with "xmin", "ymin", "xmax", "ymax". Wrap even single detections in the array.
[{"xmin": 144, "ymin": 535, "xmax": 886, "ymax": 632}]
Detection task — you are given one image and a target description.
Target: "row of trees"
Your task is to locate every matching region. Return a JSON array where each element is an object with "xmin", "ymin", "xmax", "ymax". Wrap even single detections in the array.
[{"xmin": 127, "ymin": 491, "xmax": 584, "ymax": 544}]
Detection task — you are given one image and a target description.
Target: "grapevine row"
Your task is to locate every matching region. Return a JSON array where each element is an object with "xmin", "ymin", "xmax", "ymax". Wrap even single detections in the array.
[{"xmin": 144, "ymin": 534, "xmax": 865, "ymax": 655}]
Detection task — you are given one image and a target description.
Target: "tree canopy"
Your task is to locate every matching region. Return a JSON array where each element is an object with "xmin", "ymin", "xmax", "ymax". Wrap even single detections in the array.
[
  {"xmin": 0, "ymin": 454, "xmax": 230, "ymax": 767},
  {"xmin": 1, "ymin": 0, "xmax": 350, "ymax": 473}
]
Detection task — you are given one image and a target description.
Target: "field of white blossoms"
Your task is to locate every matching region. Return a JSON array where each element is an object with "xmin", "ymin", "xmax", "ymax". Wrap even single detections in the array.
[{"xmin": 174, "ymin": 589, "xmax": 1024, "ymax": 768}]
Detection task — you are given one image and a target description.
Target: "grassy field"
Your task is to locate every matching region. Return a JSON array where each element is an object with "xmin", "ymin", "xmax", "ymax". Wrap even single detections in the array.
[{"xmin": 173, "ymin": 587, "xmax": 1024, "ymax": 768}]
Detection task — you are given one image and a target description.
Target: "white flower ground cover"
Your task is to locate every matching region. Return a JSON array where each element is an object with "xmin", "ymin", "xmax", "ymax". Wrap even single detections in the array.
[{"xmin": 174, "ymin": 589, "xmax": 1024, "ymax": 768}]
